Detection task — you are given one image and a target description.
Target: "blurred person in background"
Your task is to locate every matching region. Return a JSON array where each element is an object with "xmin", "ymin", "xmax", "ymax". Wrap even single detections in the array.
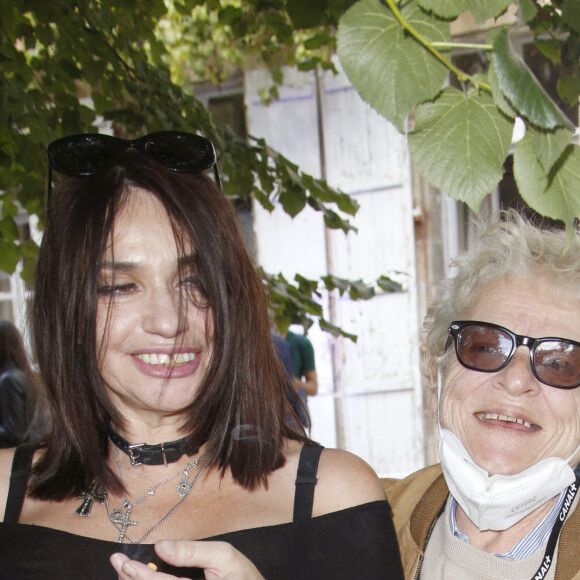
[{"xmin": 0, "ymin": 320, "xmax": 42, "ymax": 447}]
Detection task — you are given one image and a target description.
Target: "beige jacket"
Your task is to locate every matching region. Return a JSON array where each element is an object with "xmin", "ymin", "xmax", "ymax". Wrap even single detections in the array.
[{"xmin": 382, "ymin": 464, "xmax": 580, "ymax": 580}]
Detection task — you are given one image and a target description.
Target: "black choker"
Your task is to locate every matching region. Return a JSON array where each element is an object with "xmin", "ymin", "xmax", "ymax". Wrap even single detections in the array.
[{"xmin": 107, "ymin": 425, "xmax": 199, "ymax": 466}]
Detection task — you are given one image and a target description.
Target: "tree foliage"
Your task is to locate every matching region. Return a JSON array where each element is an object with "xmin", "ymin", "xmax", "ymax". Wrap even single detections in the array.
[
  {"xmin": 337, "ymin": 0, "xmax": 580, "ymax": 244},
  {"xmin": 0, "ymin": 0, "xmax": 396, "ymax": 338},
  {"xmin": 6, "ymin": 0, "xmax": 572, "ymax": 336}
]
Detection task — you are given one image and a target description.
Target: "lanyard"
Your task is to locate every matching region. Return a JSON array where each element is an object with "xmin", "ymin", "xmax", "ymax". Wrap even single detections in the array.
[{"xmin": 530, "ymin": 475, "xmax": 580, "ymax": 580}]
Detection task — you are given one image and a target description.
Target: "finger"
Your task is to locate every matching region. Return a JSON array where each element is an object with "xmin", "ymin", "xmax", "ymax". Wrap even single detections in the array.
[
  {"xmin": 110, "ymin": 552, "xmax": 187, "ymax": 580},
  {"xmin": 155, "ymin": 541, "xmax": 264, "ymax": 579}
]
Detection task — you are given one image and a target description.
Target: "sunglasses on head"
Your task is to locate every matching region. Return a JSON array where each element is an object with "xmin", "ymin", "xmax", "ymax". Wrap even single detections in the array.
[
  {"xmin": 46, "ymin": 131, "xmax": 220, "ymax": 201},
  {"xmin": 446, "ymin": 320, "xmax": 580, "ymax": 389}
]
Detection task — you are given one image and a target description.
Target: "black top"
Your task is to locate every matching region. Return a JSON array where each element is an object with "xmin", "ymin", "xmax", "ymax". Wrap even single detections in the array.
[{"xmin": 0, "ymin": 444, "xmax": 404, "ymax": 579}]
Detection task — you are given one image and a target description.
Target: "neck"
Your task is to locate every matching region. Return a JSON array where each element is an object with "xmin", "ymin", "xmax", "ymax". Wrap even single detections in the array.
[{"xmin": 455, "ymin": 496, "xmax": 557, "ymax": 554}]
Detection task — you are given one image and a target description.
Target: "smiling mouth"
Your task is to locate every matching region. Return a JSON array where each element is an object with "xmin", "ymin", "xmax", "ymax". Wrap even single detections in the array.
[
  {"xmin": 475, "ymin": 412, "xmax": 536, "ymax": 430},
  {"xmin": 135, "ymin": 353, "xmax": 196, "ymax": 366}
]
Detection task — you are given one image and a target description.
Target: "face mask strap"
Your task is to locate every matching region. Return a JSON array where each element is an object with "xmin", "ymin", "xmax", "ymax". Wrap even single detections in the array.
[{"xmin": 435, "ymin": 355, "xmax": 446, "ymax": 431}]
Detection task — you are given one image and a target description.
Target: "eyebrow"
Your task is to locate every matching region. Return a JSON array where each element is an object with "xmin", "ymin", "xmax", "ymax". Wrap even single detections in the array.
[
  {"xmin": 99, "ymin": 254, "xmax": 197, "ymax": 272},
  {"xmin": 99, "ymin": 261, "xmax": 140, "ymax": 273}
]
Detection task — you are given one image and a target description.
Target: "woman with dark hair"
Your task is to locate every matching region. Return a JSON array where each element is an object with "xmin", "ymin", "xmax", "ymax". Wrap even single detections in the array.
[
  {"xmin": 0, "ymin": 132, "xmax": 403, "ymax": 579},
  {"xmin": 0, "ymin": 320, "xmax": 40, "ymax": 447}
]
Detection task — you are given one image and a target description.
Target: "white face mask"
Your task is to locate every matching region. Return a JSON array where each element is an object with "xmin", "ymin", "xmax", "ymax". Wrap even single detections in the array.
[
  {"xmin": 437, "ymin": 427, "xmax": 576, "ymax": 531},
  {"xmin": 436, "ymin": 364, "xmax": 578, "ymax": 531}
]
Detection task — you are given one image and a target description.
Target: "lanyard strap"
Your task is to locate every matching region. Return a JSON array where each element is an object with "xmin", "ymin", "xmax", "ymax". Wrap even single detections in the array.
[{"xmin": 530, "ymin": 475, "xmax": 580, "ymax": 580}]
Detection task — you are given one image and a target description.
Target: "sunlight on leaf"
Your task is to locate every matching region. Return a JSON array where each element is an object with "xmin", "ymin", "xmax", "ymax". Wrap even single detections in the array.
[
  {"xmin": 408, "ymin": 87, "xmax": 513, "ymax": 211},
  {"xmin": 488, "ymin": 62, "xmax": 516, "ymax": 119},
  {"xmin": 418, "ymin": 0, "xmax": 466, "ymax": 20},
  {"xmin": 493, "ymin": 28, "xmax": 575, "ymax": 131},
  {"xmin": 531, "ymin": 127, "xmax": 573, "ymax": 175},
  {"xmin": 514, "ymin": 133, "xmax": 580, "ymax": 247},
  {"xmin": 466, "ymin": 0, "xmax": 512, "ymax": 23},
  {"xmin": 337, "ymin": 0, "xmax": 449, "ymax": 132}
]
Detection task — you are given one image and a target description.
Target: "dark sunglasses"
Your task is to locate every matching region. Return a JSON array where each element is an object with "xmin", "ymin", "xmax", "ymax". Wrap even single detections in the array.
[
  {"xmin": 46, "ymin": 131, "xmax": 220, "ymax": 201},
  {"xmin": 446, "ymin": 320, "xmax": 580, "ymax": 389}
]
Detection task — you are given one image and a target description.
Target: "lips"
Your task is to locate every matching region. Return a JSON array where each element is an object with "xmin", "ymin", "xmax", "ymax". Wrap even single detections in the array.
[
  {"xmin": 131, "ymin": 348, "xmax": 202, "ymax": 379},
  {"xmin": 475, "ymin": 412, "xmax": 538, "ymax": 430}
]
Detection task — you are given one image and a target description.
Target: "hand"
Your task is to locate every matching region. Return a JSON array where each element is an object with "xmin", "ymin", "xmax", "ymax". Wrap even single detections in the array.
[{"xmin": 110, "ymin": 540, "xmax": 265, "ymax": 580}]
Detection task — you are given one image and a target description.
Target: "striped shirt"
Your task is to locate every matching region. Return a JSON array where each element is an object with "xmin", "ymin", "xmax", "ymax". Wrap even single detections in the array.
[{"xmin": 449, "ymin": 490, "xmax": 566, "ymax": 560}]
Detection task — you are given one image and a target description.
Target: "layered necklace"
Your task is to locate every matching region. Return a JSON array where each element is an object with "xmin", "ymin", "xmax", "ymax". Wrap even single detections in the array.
[{"xmin": 74, "ymin": 433, "xmax": 209, "ymax": 544}]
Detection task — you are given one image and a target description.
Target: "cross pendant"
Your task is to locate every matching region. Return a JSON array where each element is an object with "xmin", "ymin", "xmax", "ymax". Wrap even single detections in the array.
[
  {"xmin": 111, "ymin": 503, "xmax": 139, "ymax": 543},
  {"xmin": 74, "ymin": 483, "xmax": 106, "ymax": 517}
]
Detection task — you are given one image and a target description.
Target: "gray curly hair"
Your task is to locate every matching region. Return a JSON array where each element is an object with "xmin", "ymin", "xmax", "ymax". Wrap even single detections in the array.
[{"xmin": 424, "ymin": 209, "xmax": 580, "ymax": 367}]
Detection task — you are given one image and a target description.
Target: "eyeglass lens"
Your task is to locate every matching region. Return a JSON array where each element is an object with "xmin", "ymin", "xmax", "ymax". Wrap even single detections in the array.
[
  {"xmin": 533, "ymin": 340, "xmax": 580, "ymax": 387},
  {"xmin": 455, "ymin": 325, "xmax": 512, "ymax": 371},
  {"xmin": 455, "ymin": 324, "xmax": 580, "ymax": 388},
  {"xmin": 49, "ymin": 135, "xmax": 126, "ymax": 175},
  {"xmin": 140, "ymin": 134, "xmax": 214, "ymax": 173},
  {"xmin": 47, "ymin": 132, "xmax": 221, "ymax": 203}
]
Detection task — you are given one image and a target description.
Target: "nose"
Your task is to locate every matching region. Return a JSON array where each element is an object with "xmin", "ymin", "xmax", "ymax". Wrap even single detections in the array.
[
  {"xmin": 141, "ymin": 286, "xmax": 188, "ymax": 338},
  {"xmin": 491, "ymin": 346, "xmax": 540, "ymax": 396}
]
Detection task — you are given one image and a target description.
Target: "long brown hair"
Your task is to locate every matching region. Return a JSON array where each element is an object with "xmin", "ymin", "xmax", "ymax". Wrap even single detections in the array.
[{"xmin": 31, "ymin": 150, "xmax": 306, "ymax": 499}]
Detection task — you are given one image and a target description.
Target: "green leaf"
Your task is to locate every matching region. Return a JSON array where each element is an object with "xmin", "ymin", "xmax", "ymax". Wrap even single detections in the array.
[
  {"xmin": 335, "ymin": 191, "xmax": 359, "ymax": 215},
  {"xmin": 0, "ymin": 240, "xmax": 20, "ymax": 274},
  {"xmin": 408, "ymin": 86, "xmax": 513, "ymax": 211},
  {"xmin": 466, "ymin": 0, "xmax": 512, "ymax": 23},
  {"xmin": 492, "ymin": 28, "xmax": 575, "ymax": 130},
  {"xmin": 319, "ymin": 318, "xmax": 358, "ymax": 341},
  {"xmin": 349, "ymin": 279, "xmax": 375, "ymax": 300},
  {"xmin": 337, "ymin": 0, "xmax": 449, "ymax": 132},
  {"xmin": 1, "ymin": 195, "xmax": 19, "ymax": 218},
  {"xmin": 557, "ymin": 76, "xmax": 580, "ymax": 108},
  {"xmin": 531, "ymin": 126, "xmax": 573, "ymax": 175},
  {"xmin": 535, "ymin": 38, "xmax": 563, "ymax": 66},
  {"xmin": 19, "ymin": 239, "xmax": 39, "ymax": 286},
  {"xmin": 377, "ymin": 275, "xmax": 404, "ymax": 292},
  {"xmin": 518, "ymin": 0, "xmax": 537, "ymax": 23},
  {"xmin": 294, "ymin": 274, "xmax": 321, "ymax": 296},
  {"xmin": 419, "ymin": 0, "xmax": 512, "ymax": 21},
  {"xmin": 0, "ymin": 216, "xmax": 19, "ymax": 240},
  {"xmin": 513, "ymin": 134, "xmax": 580, "ymax": 246},
  {"xmin": 286, "ymin": 0, "xmax": 326, "ymax": 28},
  {"xmin": 418, "ymin": 0, "xmax": 466, "ymax": 19},
  {"xmin": 322, "ymin": 207, "xmax": 357, "ymax": 233},
  {"xmin": 279, "ymin": 187, "xmax": 307, "ymax": 217},
  {"xmin": 488, "ymin": 61, "xmax": 516, "ymax": 118},
  {"xmin": 253, "ymin": 186, "xmax": 275, "ymax": 212},
  {"xmin": 562, "ymin": 0, "xmax": 580, "ymax": 35},
  {"xmin": 322, "ymin": 274, "xmax": 351, "ymax": 295}
]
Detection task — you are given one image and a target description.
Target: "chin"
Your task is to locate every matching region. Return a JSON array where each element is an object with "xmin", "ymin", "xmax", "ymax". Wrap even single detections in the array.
[{"xmin": 472, "ymin": 451, "xmax": 530, "ymax": 476}]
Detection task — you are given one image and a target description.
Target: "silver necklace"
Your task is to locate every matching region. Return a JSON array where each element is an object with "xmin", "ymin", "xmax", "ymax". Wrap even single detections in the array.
[{"xmin": 105, "ymin": 445, "xmax": 209, "ymax": 544}]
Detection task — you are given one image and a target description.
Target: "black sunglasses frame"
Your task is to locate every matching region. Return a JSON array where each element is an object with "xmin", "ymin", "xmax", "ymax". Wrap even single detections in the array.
[
  {"xmin": 446, "ymin": 320, "xmax": 580, "ymax": 389},
  {"xmin": 46, "ymin": 131, "xmax": 221, "ymax": 204}
]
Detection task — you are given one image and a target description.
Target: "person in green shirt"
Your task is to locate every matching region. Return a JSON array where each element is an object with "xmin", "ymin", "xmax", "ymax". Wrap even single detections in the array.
[{"xmin": 283, "ymin": 330, "xmax": 318, "ymax": 404}]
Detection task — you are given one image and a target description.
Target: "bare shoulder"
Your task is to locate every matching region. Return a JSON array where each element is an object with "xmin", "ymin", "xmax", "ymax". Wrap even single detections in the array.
[
  {"xmin": 0, "ymin": 447, "xmax": 16, "ymax": 521},
  {"xmin": 313, "ymin": 447, "xmax": 386, "ymax": 516}
]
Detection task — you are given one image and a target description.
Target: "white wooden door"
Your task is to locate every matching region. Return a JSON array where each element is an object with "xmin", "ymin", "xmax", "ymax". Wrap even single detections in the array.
[{"xmin": 245, "ymin": 64, "xmax": 425, "ymax": 476}]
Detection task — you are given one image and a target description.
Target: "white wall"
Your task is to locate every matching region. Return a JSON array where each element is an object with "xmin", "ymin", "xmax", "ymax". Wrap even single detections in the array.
[{"xmin": 245, "ymin": 63, "xmax": 425, "ymax": 476}]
